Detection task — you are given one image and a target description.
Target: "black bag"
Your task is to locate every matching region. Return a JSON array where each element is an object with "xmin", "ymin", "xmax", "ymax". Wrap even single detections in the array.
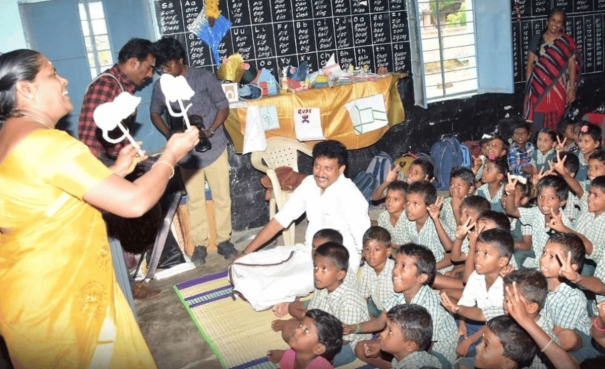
[{"xmin": 145, "ymin": 230, "xmax": 185, "ymax": 269}]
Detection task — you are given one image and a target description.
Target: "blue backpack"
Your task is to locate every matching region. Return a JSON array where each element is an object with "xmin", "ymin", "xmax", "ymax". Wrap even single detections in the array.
[
  {"xmin": 366, "ymin": 151, "xmax": 394, "ymax": 186},
  {"xmin": 459, "ymin": 144, "xmax": 472, "ymax": 168},
  {"xmin": 353, "ymin": 171, "xmax": 378, "ymax": 203},
  {"xmin": 430, "ymin": 136, "xmax": 465, "ymax": 191}
]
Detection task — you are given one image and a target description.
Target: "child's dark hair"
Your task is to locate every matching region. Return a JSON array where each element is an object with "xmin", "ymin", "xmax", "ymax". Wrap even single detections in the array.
[
  {"xmin": 386, "ymin": 304, "xmax": 433, "ymax": 352},
  {"xmin": 480, "ymin": 136, "xmax": 491, "ymax": 147},
  {"xmin": 313, "ymin": 229, "xmax": 344, "ymax": 245},
  {"xmin": 503, "ymin": 269, "xmax": 548, "ymax": 310},
  {"xmin": 314, "ymin": 242, "xmax": 349, "ymax": 272},
  {"xmin": 477, "ymin": 210, "xmax": 511, "ymax": 231},
  {"xmin": 406, "ymin": 181, "xmax": 437, "ymax": 206},
  {"xmin": 397, "ymin": 243, "xmax": 436, "ymax": 286},
  {"xmin": 554, "ymin": 151, "xmax": 579, "ymax": 176},
  {"xmin": 450, "ymin": 166, "xmax": 475, "ymax": 187},
  {"xmin": 477, "ymin": 228, "xmax": 513, "ymax": 260},
  {"xmin": 537, "ymin": 128, "xmax": 557, "ymax": 143},
  {"xmin": 489, "ymin": 157, "xmax": 509, "ymax": 178},
  {"xmin": 387, "ymin": 180, "xmax": 408, "ymax": 195},
  {"xmin": 578, "ymin": 122, "xmax": 602, "ymax": 143},
  {"xmin": 547, "ymin": 232, "xmax": 585, "ymax": 271},
  {"xmin": 589, "ymin": 149, "xmax": 605, "ymax": 165},
  {"xmin": 305, "ymin": 309, "xmax": 343, "ymax": 361},
  {"xmin": 312, "ymin": 140, "xmax": 348, "ymax": 168},
  {"xmin": 490, "ymin": 135, "xmax": 509, "ymax": 155},
  {"xmin": 487, "ymin": 315, "xmax": 537, "ymax": 368},
  {"xmin": 511, "ymin": 180, "xmax": 532, "ymax": 206},
  {"xmin": 362, "ymin": 226, "xmax": 392, "ymax": 247},
  {"xmin": 557, "ymin": 119, "xmax": 575, "ymax": 137},
  {"xmin": 512, "ymin": 122, "xmax": 531, "ymax": 134},
  {"xmin": 537, "ymin": 175, "xmax": 569, "ymax": 202},
  {"xmin": 591, "ymin": 176, "xmax": 605, "ymax": 193},
  {"xmin": 461, "ymin": 195, "xmax": 491, "ymax": 214},
  {"xmin": 411, "ymin": 157, "xmax": 435, "ymax": 181}
]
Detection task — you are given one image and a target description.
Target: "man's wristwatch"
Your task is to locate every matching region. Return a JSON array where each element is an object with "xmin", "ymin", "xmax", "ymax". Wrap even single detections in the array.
[{"xmin": 208, "ymin": 128, "xmax": 215, "ymax": 137}]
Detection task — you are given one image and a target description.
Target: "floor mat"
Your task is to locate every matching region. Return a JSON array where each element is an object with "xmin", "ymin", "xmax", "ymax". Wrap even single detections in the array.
[{"xmin": 174, "ymin": 270, "xmax": 372, "ymax": 369}]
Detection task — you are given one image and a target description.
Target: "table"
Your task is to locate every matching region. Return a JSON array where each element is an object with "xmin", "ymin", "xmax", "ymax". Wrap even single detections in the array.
[{"xmin": 224, "ymin": 73, "xmax": 406, "ymax": 153}]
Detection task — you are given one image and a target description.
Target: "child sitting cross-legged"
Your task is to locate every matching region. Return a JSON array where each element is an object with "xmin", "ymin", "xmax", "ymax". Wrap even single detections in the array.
[
  {"xmin": 275, "ymin": 242, "xmax": 371, "ymax": 367},
  {"xmin": 539, "ymin": 232, "xmax": 600, "ymax": 363},
  {"xmin": 504, "ymin": 174, "xmax": 572, "ymax": 269},
  {"xmin": 475, "ymin": 157, "xmax": 509, "ymax": 213},
  {"xmin": 363, "ymin": 304, "xmax": 442, "ymax": 369},
  {"xmin": 346, "ymin": 243, "xmax": 457, "ymax": 368},
  {"xmin": 376, "ymin": 181, "xmax": 409, "ymax": 247},
  {"xmin": 401, "ymin": 181, "xmax": 453, "ymax": 273},
  {"xmin": 440, "ymin": 228, "xmax": 513, "ymax": 358},
  {"xmin": 358, "ymin": 226, "xmax": 394, "ymax": 317},
  {"xmin": 530, "ymin": 128, "xmax": 558, "ymax": 175},
  {"xmin": 267, "ymin": 309, "xmax": 342, "ymax": 369}
]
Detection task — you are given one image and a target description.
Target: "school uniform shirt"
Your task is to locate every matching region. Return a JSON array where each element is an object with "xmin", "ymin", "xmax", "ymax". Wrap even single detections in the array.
[
  {"xmin": 543, "ymin": 282, "xmax": 591, "ymax": 336},
  {"xmin": 391, "ymin": 351, "xmax": 442, "ymax": 369},
  {"xmin": 308, "ymin": 283, "xmax": 371, "ymax": 350},
  {"xmin": 519, "ymin": 207, "xmax": 572, "ymax": 269},
  {"xmin": 439, "ymin": 197, "xmax": 458, "ymax": 234},
  {"xmin": 475, "ymin": 183, "xmax": 505, "ymax": 213},
  {"xmin": 378, "ymin": 210, "xmax": 408, "ymax": 246},
  {"xmin": 400, "ymin": 217, "xmax": 452, "ymax": 273},
  {"xmin": 563, "ymin": 188, "xmax": 586, "ymax": 223},
  {"xmin": 531, "ymin": 148, "xmax": 556, "ymax": 174},
  {"xmin": 458, "ymin": 271, "xmax": 505, "ymax": 311},
  {"xmin": 357, "ymin": 258, "xmax": 395, "ymax": 311},
  {"xmin": 576, "ymin": 153, "xmax": 589, "ymax": 182},
  {"xmin": 572, "ymin": 209, "xmax": 605, "ymax": 262},
  {"xmin": 274, "ymin": 174, "xmax": 370, "ymax": 273},
  {"xmin": 384, "ymin": 285, "xmax": 457, "ymax": 366}
]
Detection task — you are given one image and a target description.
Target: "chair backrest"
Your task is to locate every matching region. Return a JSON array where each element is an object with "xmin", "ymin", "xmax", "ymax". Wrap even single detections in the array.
[{"xmin": 251, "ymin": 137, "xmax": 313, "ymax": 173}]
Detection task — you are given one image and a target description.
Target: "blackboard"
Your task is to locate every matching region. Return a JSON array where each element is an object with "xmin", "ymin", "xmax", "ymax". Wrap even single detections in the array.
[
  {"xmin": 153, "ymin": 0, "xmax": 411, "ymax": 80},
  {"xmin": 511, "ymin": 0, "xmax": 605, "ymax": 83}
]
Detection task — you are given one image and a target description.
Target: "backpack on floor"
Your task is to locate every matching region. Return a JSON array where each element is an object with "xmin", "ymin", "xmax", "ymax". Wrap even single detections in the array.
[
  {"xmin": 430, "ymin": 136, "xmax": 464, "ymax": 191},
  {"xmin": 353, "ymin": 171, "xmax": 378, "ymax": 203},
  {"xmin": 459, "ymin": 143, "xmax": 472, "ymax": 168},
  {"xmin": 366, "ymin": 151, "xmax": 394, "ymax": 186}
]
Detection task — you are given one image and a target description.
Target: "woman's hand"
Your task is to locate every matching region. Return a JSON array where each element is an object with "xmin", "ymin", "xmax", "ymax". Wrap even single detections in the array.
[
  {"xmin": 110, "ymin": 142, "xmax": 147, "ymax": 177},
  {"xmin": 164, "ymin": 127, "xmax": 200, "ymax": 162},
  {"xmin": 567, "ymin": 89, "xmax": 576, "ymax": 105}
]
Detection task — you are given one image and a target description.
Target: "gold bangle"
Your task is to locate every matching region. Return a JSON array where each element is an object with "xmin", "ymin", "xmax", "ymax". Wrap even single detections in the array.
[
  {"xmin": 541, "ymin": 338, "xmax": 554, "ymax": 352},
  {"xmin": 152, "ymin": 160, "xmax": 174, "ymax": 179}
]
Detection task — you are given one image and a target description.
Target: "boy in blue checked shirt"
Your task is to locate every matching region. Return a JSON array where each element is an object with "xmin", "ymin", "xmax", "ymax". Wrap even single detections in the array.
[
  {"xmin": 358, "ymin": 226, "xmax": 394, "ymax": 317},
  {"xmin": 363, "ymin": 304, "xmax": 442, "ymax": 369},
  {"xmin": 279, "ymin": 242, "xmax": 370, "ymax": 367},
  {"xmin": 508, "ymin": 122, "xmax": 535, "ymax": 177},
  {"xmin": 346, "ymin": 243, "xmax": 457, "ymax": 368},
  {"xmin": 539, "ymin": 233, "xmax": 600, "ymax": 363},
  {"xmin": 401, "ymin": 181, "xmax": 453, "ymax": 273},
  {"xmin": 504, "ymin": 174, "xmax": 573, "ymax": 269}
]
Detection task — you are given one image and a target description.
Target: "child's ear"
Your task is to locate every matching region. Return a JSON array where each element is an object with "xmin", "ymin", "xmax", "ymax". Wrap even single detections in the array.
[
  {"xmin": 416, "ymin": 273, "xmax": 429, "ymax": 285},
  {"xmin": 559, "ymin": 198, "xmax": 567, "ymax": 208},
  {"xmin": 403, "ymin": 339, "xmax": 419, "ymax": 353},
  {"xmin": 526, "ymin": 301, "xmax": 540, "ymax": 315},
  {"xmin": 337, "ymin": 269, "xmax": 346, "ymax": 282},
  {"xmin": 497, "ymin": 256, "xmax": 510, "ymax": 268},
  {"xmin": 502, "ymin": 358, "xmax": 517, "ymax": 369},
  {"xmin": 497, "ymin": 172, "xmax": 505, "ymax": 182},
  {"xmin": 313, "ymin": 342, "xmax": 326, "ymax": 356},
  {"xmin": 571, "ymin": 263, "xmax": 579, "ymax": 272},
  {"xmin": 520, "ymin": 196, "xmax": 530, "ymax": 206}
]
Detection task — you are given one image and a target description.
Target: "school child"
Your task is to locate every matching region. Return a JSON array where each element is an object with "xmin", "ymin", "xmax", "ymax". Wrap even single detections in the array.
[
  {"xmin": 440, "ymin": 167, "xmax": 476, "ymax": 233},
  {"xmin": 472, "ymin": 210, "xmax": 519, "ymax": 272},
  {"xmin": 508, "ymin": 122, "xmax": 535, "ymax": 176},
  {"xmin": 539, "ymin": 233, "xmax": 600, "ymax": 362},
  {"xmin": 372, "ymin": 158, "xmax": 434, "ymax": 202},
  {"xmin": 285, "ymin": 242, "xmax": 371, "ymax": 367},
  {"xmin": 531, "ymin": 128, "xmax": 557, "ymax": 175},
  {"xmin": 348, "ymin": 243, "xmax": 457, "ymax": 368},
  {"xmin": 363, "ymin": 304, "xmax": 442, "ymax": 369},
  {"xmin": 449, "ymin": 196, "xmax": 491, "ymax": 265},
  {"xmin": 504, "ymin": 174, "xmax": 572, "ymax": 269},
  {"xmin": 549, "ymin": 151, "xmax": 582, "ymax": 222},
  {"xmin": 474, "ymin": 135, "xmax": 508, "ymax": 185},
  {"xmin": 267, "ymin": 309, "xmax": 342, "ymax": 369},
  {"xmin": 503, "ymin": 270, "xmax": 558, "ymax": 369},
  {"xmin": 575, "ymin": 122, "xmax": 602, "ymax": 182},
  {"xmin": 499, "ymin": 177, "xmax": 533, "ymax": 266},
  {"xmin": 440, "ymin": 228, "xmax": 513, "ymax": 358},
  {"xmin": 472, "ymin": 135, "xmax": 493, "ymax": 182},
  {"xmin": 593, "ymin": 301, "xmax": 605, "ymax": 352},
  {"xmin": 401, "ymin": 181, "xmax": 452, "ymax": 272},
  {"xmin": 475, "ymin": 157, "xmax": 509, "ymax": 213},
  {"xmin": 377, "ymin": 181, "xmax": 409, "ymax": 247},
  {"xmin": 271, "ymin": 229, "xmax": 344, "ymax": 318},
  {"xmin": 358, "ymin": 226, "xmax": 394, "ymax": 317},
  {"xmin": 556, "ymin": 119, "xmax": 578, "ymax": 153}
]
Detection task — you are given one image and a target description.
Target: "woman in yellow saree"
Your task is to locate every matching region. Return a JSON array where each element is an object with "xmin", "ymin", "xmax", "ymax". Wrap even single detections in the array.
[{"xmin": 0, "ymin": 50, "xmax": 199, "ymax": 368}]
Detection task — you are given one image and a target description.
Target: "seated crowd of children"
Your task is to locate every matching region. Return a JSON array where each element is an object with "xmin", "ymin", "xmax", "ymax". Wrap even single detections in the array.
[{"xmin": 267, "ymin": 120, "xmax": 605, "ymax": 369}]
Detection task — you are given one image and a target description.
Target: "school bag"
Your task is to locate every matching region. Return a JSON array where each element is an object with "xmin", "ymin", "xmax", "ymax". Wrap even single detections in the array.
[
  {"xmin": 366, "ymin": 151, "xmax": 394, "ymax": 186},
  {"xmin": 353, "ymin": 171, "xmax": 378, "ymax": 203},
  {"xmin": 459, "ymin": 143, "xmax": 472, "ymax": 168},
  {"xmin": 430, "ymin": 136, "xmax": 465, "ymax": 191}
]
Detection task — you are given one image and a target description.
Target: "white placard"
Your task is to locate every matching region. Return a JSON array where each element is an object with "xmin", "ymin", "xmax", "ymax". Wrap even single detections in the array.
[
  {"xmin": 242, "ymin": 106, "xmax": 267, "ymax": 154},
  {"xmin": 294, "ymin": 107, "xmax": 325, "ymax": 141},
  {"xmin": 345, "ymin": 94, "xmax": 388, "ymax": 135}
]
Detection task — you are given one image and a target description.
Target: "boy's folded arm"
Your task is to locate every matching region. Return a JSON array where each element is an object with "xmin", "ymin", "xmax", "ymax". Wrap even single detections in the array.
[
  {"xmin": 371, "ymin": 182, "xmax": 389, "ymax": 201},
  {"xmin": 358, "ymin": 312, "xmax": 387, "ymax": 333},
  {"xmin": 522, "ymin": 320, "xmax": 579, "ymax": 369},
  {"xmin": 436, "ymin": 254, "xmax": 452, "ymax": 271},
  {"xmin": 553, "ymin": 325, "xmax": 582, "ymax": 351},
  {"xmin": 457, "ymin": 305, "xmax": 486, "ymax": 322},
  {"xmin": 450, "ymin": 237, "xmax": 467, "ymax": 262}
]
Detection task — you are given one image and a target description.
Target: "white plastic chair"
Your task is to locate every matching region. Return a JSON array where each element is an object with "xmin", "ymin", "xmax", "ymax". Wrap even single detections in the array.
[{"xmin": 251, "ymin": 137, "xmax": 313, "ymax": 245}]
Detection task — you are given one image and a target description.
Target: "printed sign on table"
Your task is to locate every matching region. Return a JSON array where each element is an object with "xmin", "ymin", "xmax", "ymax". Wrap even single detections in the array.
[{"xmin": 294, "ymin": 107, "xmax": 325, "ymax": 141}]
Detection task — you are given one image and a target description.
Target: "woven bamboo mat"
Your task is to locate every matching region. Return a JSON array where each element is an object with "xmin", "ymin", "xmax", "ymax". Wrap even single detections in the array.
[{"xmin": 174, "ymin": 271, "xmax": 371, "ymax": 369}]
